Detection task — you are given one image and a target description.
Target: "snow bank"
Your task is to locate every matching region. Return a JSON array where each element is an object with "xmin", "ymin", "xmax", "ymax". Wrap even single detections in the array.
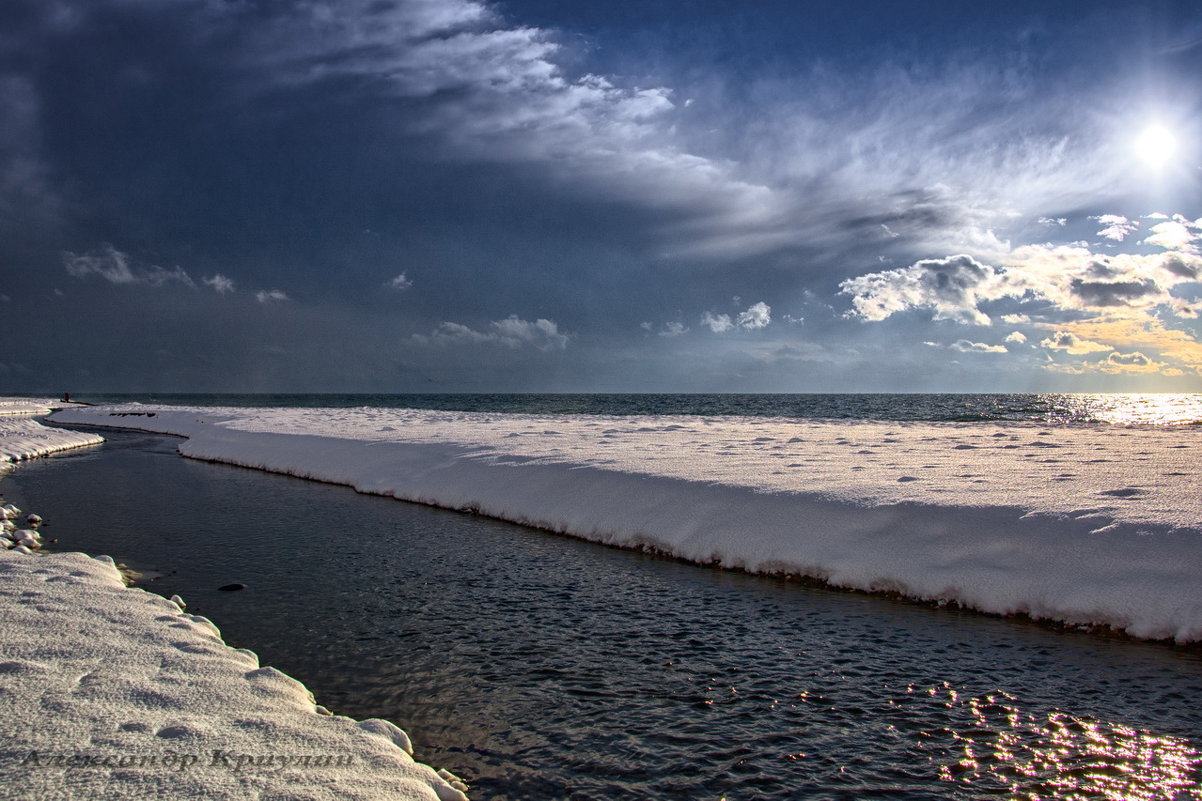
[
  {"xmin": 0, "ymin": 549, "xmax": 468, "ymax": 800},
  {"xmin": 0, "ymin": 417, "xmax": 104, "ymax": 465},
  {"xmin": 49, "ymin": 404, "xmax": 1202, "ymax": 643},
  {"xmin": 0, "ymin": 398, "xmax": 57, "ymax": 417},
  {"xmin": 0, "ymin": 398, "xmax": 103, "ymax": 481}
]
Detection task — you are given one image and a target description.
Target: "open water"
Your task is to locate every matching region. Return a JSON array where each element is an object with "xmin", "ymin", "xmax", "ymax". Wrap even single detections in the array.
[
  {"xmin": 5, "ymin": 423, "xmax": 1202, "ymax": 800},
  {"xmin": 55, "ymin": 391, "xmax": 1202, "ymax": 426}
]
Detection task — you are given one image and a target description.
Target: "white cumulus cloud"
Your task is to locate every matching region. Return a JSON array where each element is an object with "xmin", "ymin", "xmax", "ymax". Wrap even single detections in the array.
[
  {"xmin": 736, "ymin": 301, "xmax": 771, "ymax": 330},
  {"xmin": 1143, "ymin": 216, "xmax": 1201, "ymax": 253},
  {"xmin": 840, "ymin": 254, "xmax": 1000, "ymax": 325},
  {"xmin": 1090, "ymin": 214, "xmax": 1138, "ymax": 242},
  {"xmin": 702, "ymin": 301, "xmax": 772, "ymax": 333},
  {"xmin": 842, "ymin": 233, "xmax": 1202, "ymax": 326}
]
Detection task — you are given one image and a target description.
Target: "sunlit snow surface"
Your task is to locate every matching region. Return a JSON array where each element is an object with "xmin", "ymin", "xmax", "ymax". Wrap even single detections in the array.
[
  {"xmin": 0, "ymin": 399, "xmax": 55, "ymax": 416},
  {"xmin": 50, "ymin": 403, "xmax": 1202, "ymax": 643},
  {"xmin": 0, "ymin": 550, "xmax": 468, "ymax": 800},
  {"xmin": 0, "ymin": 400, "xmax": 103, "ymax": 476}
]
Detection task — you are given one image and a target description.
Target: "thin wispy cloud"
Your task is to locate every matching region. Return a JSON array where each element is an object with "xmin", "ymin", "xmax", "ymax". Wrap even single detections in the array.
[
  {"xmin": 416, "ymin": 315, "xmax": 569, "ymax": 351},
  {"xmin": 63, "ymin": 246, "xmax": 194, "ymax": 288},
  {"xmin": 950, "ymin": 340, "xmax": 1007, "ymax": 354},
  {"xmin": 700, "ymin": 311, "xmax": 734, "ymax": 333},
  {"xmin": 175, "ymin": 0, "xmax": 1139, "ymax": 262}
]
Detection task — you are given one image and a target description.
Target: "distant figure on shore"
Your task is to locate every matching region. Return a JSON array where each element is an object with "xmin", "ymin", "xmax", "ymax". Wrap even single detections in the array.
[{"xmin": 62, "ymin": 392, "xmax": 70, "ymax": 403}]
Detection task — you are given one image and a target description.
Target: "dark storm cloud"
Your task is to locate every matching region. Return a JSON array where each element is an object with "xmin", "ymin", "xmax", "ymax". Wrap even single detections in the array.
[
  {"xmin": 0, "ymin": 74, "xmax": 54, "ymax": 221},
  {"xmin": 18, "ymin": 0, "xmax": 1127, "ymax": 260}
]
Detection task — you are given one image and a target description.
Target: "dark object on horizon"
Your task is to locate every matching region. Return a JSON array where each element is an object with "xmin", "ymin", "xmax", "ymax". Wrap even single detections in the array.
[
  {"xmin": 62, "ymin": 393, "xmax": 70, "ymax": 402},
  {"xmin": 217, "ymin": 583, "xmax": 247, "ymax": 592}
]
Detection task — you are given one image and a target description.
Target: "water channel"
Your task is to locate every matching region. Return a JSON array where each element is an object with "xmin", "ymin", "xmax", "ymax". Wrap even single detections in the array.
[{"xmin": 5, "ymin": 426, "xmax": 1201, "ymax": 799}]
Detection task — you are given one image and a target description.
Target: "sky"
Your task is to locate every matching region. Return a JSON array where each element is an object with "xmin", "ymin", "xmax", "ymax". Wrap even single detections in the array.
[{"xmin": 2, "ymin": 0, "xmax": 1201, "ymax": 394}]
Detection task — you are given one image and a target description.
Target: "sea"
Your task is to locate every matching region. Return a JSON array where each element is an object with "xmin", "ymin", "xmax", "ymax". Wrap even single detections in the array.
[
  {"xmin": 56, "ymin": 391, "xmax": 1202, "ymax": 426},
  {"xmin": 6, "ymin": 393, "xmax": 1202, "ymax": 798}
]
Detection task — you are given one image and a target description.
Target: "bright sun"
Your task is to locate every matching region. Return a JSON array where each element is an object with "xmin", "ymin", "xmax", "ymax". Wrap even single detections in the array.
[{"xmin": 1134, "ymin": 124, "xmax": 1178, "ymax": 169}]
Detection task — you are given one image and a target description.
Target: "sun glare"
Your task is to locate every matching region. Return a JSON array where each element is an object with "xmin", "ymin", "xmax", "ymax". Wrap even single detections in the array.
[{"xmin": 1134, "ymin": 124, "xmax": 1178, "ymax": 169}]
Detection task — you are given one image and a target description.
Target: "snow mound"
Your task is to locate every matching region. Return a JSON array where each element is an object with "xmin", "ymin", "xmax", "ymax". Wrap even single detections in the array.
[{"xmin": 0, "ymin": 549, "xmax": 468, "ymax": 800}]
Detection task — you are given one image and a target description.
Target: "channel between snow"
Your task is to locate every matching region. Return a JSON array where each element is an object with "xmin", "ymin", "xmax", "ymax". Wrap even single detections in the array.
[
  {"xmin": 0, "ymin": 400, "xmax": 468, "ymax": 800},
  {"xmin": 48, "ymin": 403, "xmax": 1202, "ymax": 644}
]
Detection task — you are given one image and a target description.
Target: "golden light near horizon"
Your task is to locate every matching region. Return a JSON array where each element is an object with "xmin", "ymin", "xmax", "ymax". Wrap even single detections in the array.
[
  {"xmin": 1134, "ymin": 123, "xmax": 1178, "ymax": 169},
  {"xmin": 1045, "ymin": 393, "xmax": 1202, "ymax": 426}
]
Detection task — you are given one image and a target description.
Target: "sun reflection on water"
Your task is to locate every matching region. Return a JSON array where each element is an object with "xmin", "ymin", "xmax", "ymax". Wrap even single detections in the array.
[
  {"xmin": 909, "ymin": 683, "xmax": 1202, "ymax": 799},
  {"xmin": 1040, "ymin": 393, "xmax": 1202, "ymax": 426}
]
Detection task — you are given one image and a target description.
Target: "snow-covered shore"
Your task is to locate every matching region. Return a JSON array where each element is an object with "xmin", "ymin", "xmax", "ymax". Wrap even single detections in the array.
[
  {"xmin": 0, "ymin": 402, "xmax": 469, "ymax": 800},
  {"xmin": 0, "ymin": 550, "xmax": 469, "ymax": 800},
  {"xmin": 0, "ymin": 399, "xmax": 58, "ymax": 417},
  {"xmin": 48, "ymin": 402, "xmax": 1202, "ymax": 644},
  {"xmin": 0, "ymin": 400, "xmax": 103, "ymax": 474}
]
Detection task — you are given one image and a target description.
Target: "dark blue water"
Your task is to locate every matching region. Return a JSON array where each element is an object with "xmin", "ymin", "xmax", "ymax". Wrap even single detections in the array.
[
  {"xmin": 35, "ymin": 392, "xmax": 1202, "ymax": 425},
  {"xmin": 6, "ymin": 428, "xmax": 1202, "ymax": 799}
]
